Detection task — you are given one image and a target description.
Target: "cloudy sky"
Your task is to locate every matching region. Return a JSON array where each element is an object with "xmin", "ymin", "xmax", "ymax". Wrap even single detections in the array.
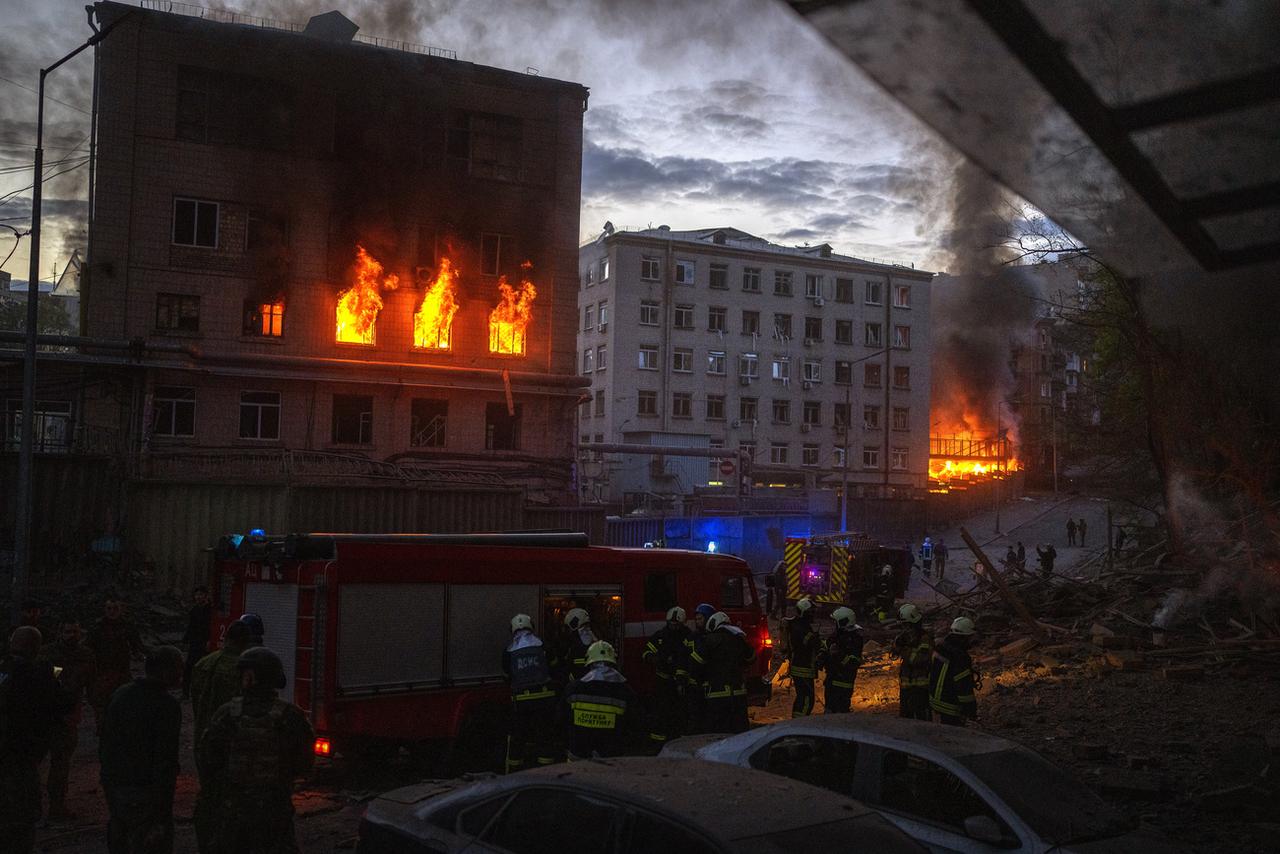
[{"xmin": 0, "ymin": 0, "xmax": 967, "ymax": 286}]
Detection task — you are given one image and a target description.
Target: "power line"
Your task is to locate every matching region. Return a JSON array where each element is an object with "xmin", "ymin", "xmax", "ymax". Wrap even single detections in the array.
[
  {"xmin": 0, "ymin": 74, "xmax": 91, "ymax": 116},
  {"xmin": 0, "ymin": 158, "xmax": 90, "ymax": 209}
]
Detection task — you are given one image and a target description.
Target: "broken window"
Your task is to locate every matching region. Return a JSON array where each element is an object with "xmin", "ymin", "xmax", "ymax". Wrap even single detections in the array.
[
  {"xmin": 332, "ymin": 395, "xmax": 373, "ymax": 445},
  {"xmin": 156, "ymin": 293, "xmax": 201, "ymax": 332},
  {"xmin": 485, "ymin": 401, "xmax": 522, "ymax": 450},
  {"xmin": 410, "ymin": 398, "xmax": 448, "ymax": 447}
]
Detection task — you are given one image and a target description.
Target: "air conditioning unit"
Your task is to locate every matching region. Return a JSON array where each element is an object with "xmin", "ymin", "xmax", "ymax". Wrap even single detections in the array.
[
  {"xmin": 739, "ymin": 376, "xmax": 751, "ymax": 386},
  {"xmin": 813, "ymin": 297, "xmax": 825, "ymax": 307},
  {"xmin": 800, "ymin": 423, "xmax": 811, "ymax": 433},
  {"xmin": 803, "ymin": 337, "xmax": 815, "ymax": 347},
  {"xmin": 802, "ymin": 381, "xmax": 813, "ymax": 390}
]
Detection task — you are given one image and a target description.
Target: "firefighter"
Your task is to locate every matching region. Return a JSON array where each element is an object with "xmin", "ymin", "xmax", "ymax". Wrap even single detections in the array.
[
  {"xmin": 873, "ymin": 565, "xmax": 896, "ymax": 622},
  {"xmin": 929, "ymin": 617, "xmax": 979, "ymax": 726},
  {"xmin": 197, "ymin": 647, "xmax": 314, "ymax": 854},
  {"xmin": 689, "ymin": 611, "xmax": 755, "ymax": 733},
  {"xmin": 40, "ymin": 619, "xmax": 97, "ymax": 824},
  {"xmin": 892, "ymin": 603, "xmax": 932, "ymax": 721},
  {"xmin": 0, "ymin": 626, "xmax": 71, "ymax": 854},
  {"xmin": 642, "ymin": 606, "xmax": 694, "ymax": 750},
  {"xmin": 919, "ymin": 537, "xmax": 934, "ymax": 575},
  {"xmin": 100, "ymin": 646, "xmax": 184, "ymax": 854},
  {"xmin": 692, "ymin": 602, "xmax": 716, "ymax": 636},
  {"xmin": 560, "ymin": 608, "xmax": 597, "ymax": 681},
  {"xmin": 785, "ymin": 597, "xmax": 820, "ymax": 717},
  {"xmin": 560, "ymin": 640, "xmax": 638, "ymax": 760},
  {"xmin": 685, "ymin": 603, "xmax": 717, "ymax": 731},
  {"xmin": 502, "ymin": 614, "xmax": 557, "ymax": 773},
  {"xmin": 88, "ymin": 596, "xmax": 144, "ymax": 737},
  {"xmin": 822, "ymin": 607, "xmax": 864, "ymax": 714}
]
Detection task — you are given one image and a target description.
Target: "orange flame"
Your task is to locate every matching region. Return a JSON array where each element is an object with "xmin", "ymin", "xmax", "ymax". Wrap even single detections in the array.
[
  {"xmin": 929, "ymin": 425, "xmax": 1021, "ymax": 485},
  {"xmin": 414, "ymin": 258, "xmax": 459, "ymax": 350},
  {"xmin": 336, "ymin": 246, "xmax": 399, "ymax": 344},
  {"xmin": 488, "ymin": 264, "xmax": 536, "ymax": 355}
]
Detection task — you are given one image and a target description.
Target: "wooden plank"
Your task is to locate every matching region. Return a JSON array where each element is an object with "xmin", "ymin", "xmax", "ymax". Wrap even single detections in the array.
[{"xmin": 959, "ymin": 526, "xmax": 1047, "ymax": 640}]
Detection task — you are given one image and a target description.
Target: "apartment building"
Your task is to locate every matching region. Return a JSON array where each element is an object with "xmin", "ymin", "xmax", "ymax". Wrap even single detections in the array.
[
  {"xmin": 31, "ymin": 1, "xmax": 589, "ymax": 499},
  {"xmin": 577, "ymin": 226, "xmax": 933, "ymax": 508}
]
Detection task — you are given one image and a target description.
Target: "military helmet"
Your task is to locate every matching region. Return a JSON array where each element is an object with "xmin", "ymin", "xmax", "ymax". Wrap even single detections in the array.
[
  {"xmin": 585, "ymin": 639, "xmax": 617, "ymax": 666},
  {"xmin": 238, "ymin": 612, "xmax": 266, "ymax": 639},
  {"xmin": 510, "ymin": 613, "xmax": 534, "ymax": 633},
  {"xmin": 898, "ymin": 603, "xmax": 923, "ymax": 624},
  {"xmin": 564, "ymin": 608, "xmax": 590, "ymax": 630},
  {"xmin": 666, "ymin": 606, "xmax": 687, "ymax": 623},
  {"xmin": 831, "ymin": 606, "xmax": 859, "ymax": 631},
  {"xmin": 237, "ymin": 646, "xmax": 286, "ymax": 689}
]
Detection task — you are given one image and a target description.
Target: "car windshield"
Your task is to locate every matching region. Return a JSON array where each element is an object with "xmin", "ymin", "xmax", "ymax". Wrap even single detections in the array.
[
  {"xmin": 958, "ymin": 749, "xmax": 1136, "ymax": 843},
  {"xmin": 735, "ymin": 816, "xmax": 921, "ymax": 854}
]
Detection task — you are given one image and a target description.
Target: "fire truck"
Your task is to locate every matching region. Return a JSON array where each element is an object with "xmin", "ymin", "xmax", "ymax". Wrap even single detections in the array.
[
  {"xmin": 209, "ymin": 531, "xmax": 771, "ymax": 770},
  {"xmin": 780, "ymin": 533, "xmax": 912, "ymax": 617}
]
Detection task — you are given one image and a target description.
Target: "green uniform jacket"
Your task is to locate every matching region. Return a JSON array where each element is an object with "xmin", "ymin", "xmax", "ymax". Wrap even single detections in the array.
[
  {"xmin": 190, "ymin": 641, "xmax": 249, "ymax": 743},
  {"xmin": 196, "ymin": 688, "xmax": 314, "ymax": 809}
]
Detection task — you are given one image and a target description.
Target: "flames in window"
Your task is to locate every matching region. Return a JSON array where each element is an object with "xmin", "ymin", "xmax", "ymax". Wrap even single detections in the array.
[
  {"xmin": 413, "ymin": 257, "xmax": 459, "ymax": 350},
  {"xmin": 336, "ymin": 245, "xmax": 399, "ymax": 344},
  {"xmin": 488, "ymin": 263, "xmax": 537, "ymax": 355}
]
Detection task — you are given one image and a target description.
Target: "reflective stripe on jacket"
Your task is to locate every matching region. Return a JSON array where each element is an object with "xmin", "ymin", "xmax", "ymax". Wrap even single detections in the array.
[{"xmin": 928, "ymin": 638, "xmax": 977, "ymax": 717}]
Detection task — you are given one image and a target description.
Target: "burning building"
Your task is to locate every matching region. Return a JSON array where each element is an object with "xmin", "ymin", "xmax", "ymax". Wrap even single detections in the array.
[{"xmin": 0, "ymin": 1, "xmax": 590, "ymax": 587}]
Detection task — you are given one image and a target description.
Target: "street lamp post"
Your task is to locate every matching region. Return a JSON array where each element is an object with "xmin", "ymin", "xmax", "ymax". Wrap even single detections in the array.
[
  {"xmin": 11, "ymin": 8, "xmax": 126, "ymax": 624},
  {"xmin": 839, "ymin": 345, "xmax": 897, "ymax": 533}
]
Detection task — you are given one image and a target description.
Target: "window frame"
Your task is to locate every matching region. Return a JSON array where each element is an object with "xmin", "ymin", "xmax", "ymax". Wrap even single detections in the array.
[
  {"xmin": 672, "ymin": 348, "xmax": 693, "ymax": 373},
  {"xmin": 674, "ymin": 259, "xmax": 696, "ymax": 285},
  {"xmin": 172, "ymin": 197, "xmax": 219, "ymax": 248},
  {"xmin": 742, "ymin": 310, "xmax": 760, "ymax": 335},
  {"xmin": 152, "ymin": 385, "xmax": 196, "ymax": 438},
  {"xmin": 671, "ymin": 391, "xmax": 693, "ymax": 419},
  {"xmin": 155, "ymin": 293, "xmax": 201, "ymax": 333},
  {"xmin": 770, "ymin": 441, "xmax": 789, "ymax": 464},
  {"xmin": 707, "ymin": 305, "xmax": 727, "ymax": 333},
  {"xmin": 865, "ymin": 322, "xmax": 883, "ymax": 348},
  {"xmin": 705, "ymin": 394, "xmax": 726, "ymax": 420},
  {"xmin": 238, "ymin": 390, "xmax": 281, "ymax": 441},
  {"xmin": 742, "ymin": 267, "xmax": 761, "ymax": 293},
  {"xmin": 637, "ymin": 390, "xmax": 658, "ymax": 416},
  {"xmin": 707, "ymin": 350, "xmax": 727, "ymax": 375},
  {"xmin": 331, "ymin": 394, "xmax": 374, "ymax": 445},
  {"xmin": 639, "ymin": 300, "xmax": 660, "ymax": 326},
  {"xmin": 865, "ymin": 280, "xmax": 883, "ymax": 306},
  {"xmin": 673, "ymin": 304, "xmax": 695, "ymax": 330},
  {"xmin": 640, "ymin": 256, "xmax": 660, "ymax": 281},
  {"xmin": 638, "ymin": 345, "xmax": 659, "ymax": 371},
  {"xmin": 773, "ymin": 270, "xmax": 794, "ymax": 296}
]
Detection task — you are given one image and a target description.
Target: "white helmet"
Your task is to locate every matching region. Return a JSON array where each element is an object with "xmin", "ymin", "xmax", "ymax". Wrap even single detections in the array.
[
  {"xmin": 881, "ymin": 564, "xmax": 894, "ymax": 576},
  {"xmin": 564, "ymin": 608, "xmax": 590, "ymax": 630},
  {"xmin": 950, "ymin": 616, "xmax": 977, "ymax": 636},
  {"xmin": 510, "ymin": 613, "xmax": 534, "ymax": 633},
  {"xmin": 898, "ymin": 603, "xmax": 923, "ymax": 624},
  {"xmin": 585, "ymin": 640, "xmax": 617, "ymax": 666},
  {"xmin": 795, "ymin": 597, "xmax": 813, "ymax": 615},
  {"xmin": 666, "ymin": 606, "xmax": 686, "ymax": 623},
  {"xmin": 831, "ymin": 607, "xmax": 859, "ymax": 631},
  {"xmin": 706, "ymin": 611, "xmax": 731, "ymax": 632}
]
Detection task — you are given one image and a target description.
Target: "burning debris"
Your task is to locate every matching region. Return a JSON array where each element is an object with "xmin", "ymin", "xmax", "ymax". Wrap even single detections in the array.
[
  {"xmin": 488, "ymin": 264, "xmax": 537, "ymax": 355},
  {"xmin": 336, "ymin": 245, "xmax": 400, "ymax": 344},
  {"xmin": 413, "ymin": 257, "xmax": 460, "ymax": 350}
]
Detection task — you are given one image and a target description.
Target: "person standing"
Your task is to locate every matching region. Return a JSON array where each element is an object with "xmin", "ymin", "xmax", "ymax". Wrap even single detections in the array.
[
  {"xmin": 100, "ymin": 646, "xmax": 184, "ymax": 854},
  {"xmin": 1036, "ymin": 543, "xmax": 1058, "ymax": 577},
  {"xmin": 502, "ymin": 614, "xmax": 557, "ymax": 773},
  {"xmin": 190, "ymin": 620, "xmax": 252, "ymax": 854},
  {"xmin": 88, "ymin": 596, "xmax": 144, "ymax": 736},
  {"xmin": 785, "ymin": 597, "xmax": 820, "ymax": 717},
  {"xmin": 685, "ymin": 603, "xmax": 717, "ymax": 731},
  {"xmin": 822, "ymin": 608, "xmax": 864, "ymax": 714},
  {"xmin": 559, "ymin": 641, "xmax": 638, "ymax": 759},
  {"xmin": 40, "ymin": 619, "xmax": 97, "ymax": 824},
  {"xmin": 1003, "ymin": 545, "xmax": 1018, "ymax": 573},
  {"xmin": 197, "ymin": 648, "xmax": 314, "ymax": 854},
  {"xmin": 892, "ymin": 604, "xmax": 933, "ymax": 720},
  {"xmin": 642, "ymin": 606, "xmax": 694, "ymax": 749},
  {"xmin": 237, "ymin": 613, "xmax": 265, "ymax": 647},
  {"xmin": 934, "ymin": 540, "xmax": 948, "ymax": 579},
  {"xmin": 873, "ymin": 565, "xmax": 897, "ymax": 622},
  {"xmin": 688, "ymin": 612, "xmax": 755, "ymax": 733},
  {"xmin": 1078, "ymin": 518, "xmax": 1088, "ymax": 546},
  {"xmin": 558, "ymin": 608, "xmax": 597, "ymax": 682},
  {"xmin": 1066, "ymin": 518, "xmax": 1077, "ymax": 546},
  {"xmin": 181, "ymin": 588, "xmax": 213, "ymax": 700},
  {"xmin": 1015, "ymin": 541, "xmax": 1026, "ymax": 570},
  {"xmin": 929, "ymin": 617, "xmax": 979, "ymax": 726},
  {"xmin": 0, "ymin": 627, "xmax": 71, "ymax": 854},
  {"xmin": 918, "ymin": 537, "xmax": 934, "ymax": 576}
]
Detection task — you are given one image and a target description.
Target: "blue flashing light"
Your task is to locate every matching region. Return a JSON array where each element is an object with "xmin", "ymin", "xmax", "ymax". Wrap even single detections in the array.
[
  {"xmin": 249, "ymin": 527, "xmax": 266, "ymax": 538},
  {"xmin": 707, "ymin": 540, "xmax": 718, "ymax": 553}
]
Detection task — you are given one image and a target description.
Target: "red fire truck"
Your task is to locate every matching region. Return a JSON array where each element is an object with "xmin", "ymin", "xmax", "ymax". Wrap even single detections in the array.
[{"xmin": 209, "ymin": 531, "xmax": 771, "ymax": 770}]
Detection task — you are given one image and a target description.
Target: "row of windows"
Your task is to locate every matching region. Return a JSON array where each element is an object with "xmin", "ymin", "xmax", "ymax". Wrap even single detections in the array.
[
  {"xmin": 155, "ymin": 293, "xmax": 286, "ymax": 337},
  {"xmin": 628, "ymin": 346, "xmax": 912, "ymax": 388},
  {"xmin": 585, "ymin": 255, "xmax": 913, "ymax": 308},
  {"xmin": 582, "ymin": 299, "xmax": 609, "ymax": 332},
  {"xmin": 626, "ymin": 300, "xmax": 910, "ymax": 346},
  {"xmin": 586, "ymin": 391, "xmax": 913, "ymax": 428},
  {"xmin": 577, "ymin": 435, "xmax": 909, "ymax": 472},
  {"xmin": 149, "ymin": 386, "xmax": 523, "ymax": 450}
]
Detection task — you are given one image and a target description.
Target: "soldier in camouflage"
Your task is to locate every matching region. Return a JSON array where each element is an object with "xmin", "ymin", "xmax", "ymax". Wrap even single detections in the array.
[
  {"xmin": 190, "ymin": 619, "xmax": 252, "ymax": 854},
  {"xmin": 197, "ymin": 647, "xmax": 314, "ymax": 854}
]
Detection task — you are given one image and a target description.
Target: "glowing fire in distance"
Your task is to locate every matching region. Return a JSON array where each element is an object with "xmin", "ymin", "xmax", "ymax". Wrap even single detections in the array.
[
  {"xmin": 414, "ymin": 258, "xmax": 460, "ymax": 350},
  {"xmin": 489, "ymin": 262, "xmax": 537, "ymax": 355},
  {"xmin": 336, "ymin": 246, "xmax": 399, "ymax": 344}
]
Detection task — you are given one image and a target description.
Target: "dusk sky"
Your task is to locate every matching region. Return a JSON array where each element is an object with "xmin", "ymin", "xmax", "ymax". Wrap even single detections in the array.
[{"xmin": 0, "ymin": 0, "xmax": 970, "ymax": 285}]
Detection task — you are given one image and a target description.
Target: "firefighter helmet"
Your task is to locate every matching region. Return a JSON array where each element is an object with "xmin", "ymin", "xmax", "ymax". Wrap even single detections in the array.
[
  {"xmin": 666, "ymin": 606, "xmax": 686, "ymax": 623},
  {"xmin": 585, "ymin": 639, "xmax": 617, "ymax": 666},
  {"xmin": 831, "ymin": 607, "xmax": 859, "ymax": 631},
  {"xmin": 510, "ymin": 613, "xmax": 534, "ymax": 633},
  {"xmin": 695, "ymin": 603, "xmax": 716, "ymax": 619},
  {"xmin": 564, "ymin": 608, "xmax": 590, "ymax": 630},
  {"xmin": 706, "ymin": 611, "xmax": 731, "ymax": 632},
  {"xmin": 795, "ymin": 596, "xmax": 813, "ymax": 615},
  {"xmin": 236, "ymin": 646, "xmax": 286, "ymax": 689},
  {"xmin": 898, "ymin": 603, "xmax": 923, "ymax": 624},
  {"xmin": 881, "ymin": 564, "xmax": 893, "ymax": 576},
  {"xmin": 950, "ymin": 616, "xmax": 977, "ymax": 636}
]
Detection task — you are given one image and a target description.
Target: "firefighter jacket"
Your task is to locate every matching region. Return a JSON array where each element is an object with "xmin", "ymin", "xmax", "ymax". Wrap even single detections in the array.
[
  {"xmin": 690, "ymin": 626, "xmax": 755, "ymax": 699},
  {"xmin": 98, "ymin": 676, "xmax": 181, "ymax": 810},
  {"xmin": 785, "ymin": 616, "xmax": 821, "ymax": 679},
  {"xmin": 190, "ymin": 638, "xmax": 251, "ymax": 743},
  {"xmin": 197, "ymin": 688, "xmax": 315, "ymax": 809},
  {"xmin": 892, "ymin": 627, "xmax": 933, "ymax": 690},
  {"xmin": 929, "ymin": 636, "xmax": 978, "ymax": 719},
  {"xmin": 503, "ymin": 630, "xmax": 555, "ymax": 702},
  {"xmin": 643, "ymin": 623, "xmax": 695, "ymax": 684},
  {"xmin": 560, "ymin": 663, "xmax": 638, "ymax": 759},
  {"xmin": 560, "ymin": 626, "xmax": 598, "ymax": 681},
  {"xmin": 823, "ymin": 629, "xmax": 864, "ymax": 690}
]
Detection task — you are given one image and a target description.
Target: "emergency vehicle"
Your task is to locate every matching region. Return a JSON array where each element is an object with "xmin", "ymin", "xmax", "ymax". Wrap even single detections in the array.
[
  {"xmin": 780, "ymin": 533, "xmax": 911, "ymax": 615},
  {"xmin": 209, "ymin": 531, "xmax": 771, "ymax": 769}
]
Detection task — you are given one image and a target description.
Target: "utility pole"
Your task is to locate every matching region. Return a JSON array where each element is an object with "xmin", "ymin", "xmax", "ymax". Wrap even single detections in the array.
[
  {"xmin": 12, "ymin": 8, "xmax": 127, "ymax": 624},
  {"xmin": 994, "ymin": 402, "xmax": 1002, "ymax": 534},
  {"xmin": 840, "ymin": 381, "xmax": 850, "ymax": 532}
]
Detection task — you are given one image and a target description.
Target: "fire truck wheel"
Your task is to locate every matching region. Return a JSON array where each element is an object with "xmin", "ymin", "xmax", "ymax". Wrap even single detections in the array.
[{"xmin": 447, "ymin": 704, "xmax": 510, "ymax": 777}]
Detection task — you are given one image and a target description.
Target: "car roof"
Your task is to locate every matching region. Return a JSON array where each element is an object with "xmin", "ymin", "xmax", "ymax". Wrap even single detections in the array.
[
  {"xmin": 734, "ymin": 712, "xmax": 1019, "ymax": 758},
  {"xmin": 373, "ymin": 758, "xmax": 893, "ymax": 842}
]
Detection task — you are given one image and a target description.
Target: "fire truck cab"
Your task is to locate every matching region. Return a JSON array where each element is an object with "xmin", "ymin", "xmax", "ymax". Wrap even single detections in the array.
[
  {"xmin": 209, "ymin": 531, "xmax": 770, "ymax": 770},
  {"xmin": 781, "ymin": 534, "xmax": 912, "ymax": 617}
]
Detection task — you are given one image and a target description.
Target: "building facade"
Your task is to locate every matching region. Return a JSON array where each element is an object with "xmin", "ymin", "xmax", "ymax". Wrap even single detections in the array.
[
  {"xmin": 36, "ymin": 1, "xmax": 589, "ymax": 499},
  {"xmin": 576, "ymin": 226, "xmax": 933, "ymax": 509}
]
